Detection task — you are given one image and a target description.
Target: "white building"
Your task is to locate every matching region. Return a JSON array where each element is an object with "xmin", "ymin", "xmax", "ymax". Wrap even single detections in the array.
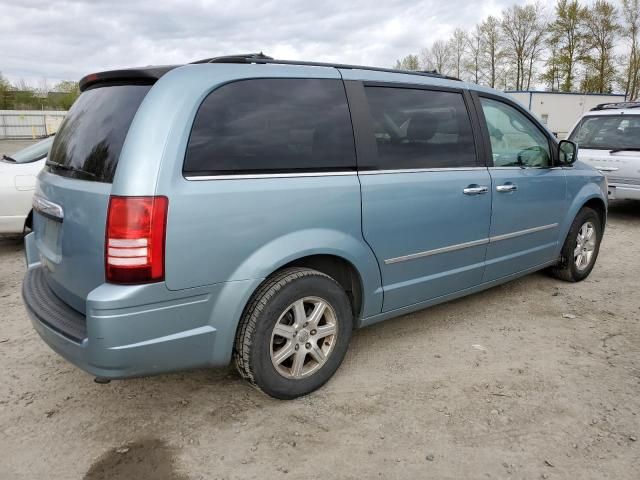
[{"xmin": 505, "ymin": 90, "xmax": 626, "ymax": 138}]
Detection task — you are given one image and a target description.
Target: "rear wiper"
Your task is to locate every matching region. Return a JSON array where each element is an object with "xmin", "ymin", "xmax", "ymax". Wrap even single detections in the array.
[
  {"xmin": 1, "ymin": 154, "xmax": 16, "ymax": 162},
  {"xmin": 610, "ymin": 147, "xmax": 640, "ymax": 153},
  {"xmin": 45, "ymin": 160, "xmax": 97, "ymax": 178}
]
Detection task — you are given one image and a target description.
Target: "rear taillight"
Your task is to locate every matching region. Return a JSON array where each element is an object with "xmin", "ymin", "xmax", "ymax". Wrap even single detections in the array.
[{"xmin": 105, "ymin": 196, "xmax": 168, "ymax": 284}]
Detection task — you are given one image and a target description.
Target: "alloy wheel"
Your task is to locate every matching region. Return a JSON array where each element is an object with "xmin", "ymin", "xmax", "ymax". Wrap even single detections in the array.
[
  {"xmin": 270, "ymin": 296, "xmax": 338, "ymax": 379},
  {"xmin": 574, "ymin": 221, "xmax": 597, "ymax": 271}
]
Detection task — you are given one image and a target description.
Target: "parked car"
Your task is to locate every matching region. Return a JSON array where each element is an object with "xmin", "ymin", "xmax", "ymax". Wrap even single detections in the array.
[
  {"xmin": 568, "ymin": 101, "xmax": 640, "ymax": 200},
  {"xmin": 0, "ymin": 136, "xmax": 53, "ymax": 234},
  {"xmin": 22, "ymin": 54, "xmax": 607, "ymax": 399}
]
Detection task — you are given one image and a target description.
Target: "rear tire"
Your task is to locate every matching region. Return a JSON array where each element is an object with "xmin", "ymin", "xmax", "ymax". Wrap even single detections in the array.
[
  {"xmin": 549, "ymin": 207, "xmax": 602, "ymax": 282},
  {"xmin": 234, "ymin": 268, "xmax": 353, "ymax": 399}
]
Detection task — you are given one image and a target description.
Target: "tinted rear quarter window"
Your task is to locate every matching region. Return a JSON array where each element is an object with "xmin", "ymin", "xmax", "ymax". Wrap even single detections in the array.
[
  {"xmin": 184, "ymin": 79, "xmax": 356, "ymax": 175},
  {"xmin": 47, "ymin": 85, "xmax": 151, "ymax": 182},
  {"xmin": 364, "ymin": 87, "xmax": 477, "ymax": 169}
]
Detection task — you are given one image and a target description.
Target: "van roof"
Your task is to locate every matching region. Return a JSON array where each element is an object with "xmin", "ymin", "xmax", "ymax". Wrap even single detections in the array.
[{"xmin": 79, "ymin": 53, "xmax": 461, "ymax": 92}]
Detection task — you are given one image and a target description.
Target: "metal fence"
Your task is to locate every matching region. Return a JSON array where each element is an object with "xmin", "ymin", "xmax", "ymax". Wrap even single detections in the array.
[{"xmin": 0, "ymin": 110, "xmax": 67, "ymax": 139}]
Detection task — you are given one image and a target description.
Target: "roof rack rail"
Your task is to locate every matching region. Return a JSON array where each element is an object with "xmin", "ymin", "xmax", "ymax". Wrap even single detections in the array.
[
  {"xmin": 591, "ymin": 101, "xmax": 640, "ymax": 111},
  {"xmin": 190, "ymin": 53, "xmax": 461, "ymax": 81},
  {"xmin": 191, "ymin": 52, "xmax": 274, "ymax": 64}
]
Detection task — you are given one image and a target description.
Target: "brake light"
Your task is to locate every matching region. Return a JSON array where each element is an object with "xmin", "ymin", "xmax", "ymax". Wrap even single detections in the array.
[{"xmin": 105, "ymin": 196, "xmax": 168, "ymax": 284}]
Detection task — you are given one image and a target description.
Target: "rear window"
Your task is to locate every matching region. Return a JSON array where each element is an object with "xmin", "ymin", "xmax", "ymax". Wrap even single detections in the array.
[
  {"xmin": 183, "ymin": 79, "xmax": 356, "ymax": 176},
  {"xmin": 47, "ymin": 85, "xmax": 151, "ymax": 182},
  {"xmin": 569, "ymin": 114, "xmax": 640, "ymax": 150}
]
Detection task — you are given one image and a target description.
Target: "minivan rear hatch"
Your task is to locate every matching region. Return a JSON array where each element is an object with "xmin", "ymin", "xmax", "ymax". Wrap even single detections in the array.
[{"xmin": 34, "ymin": 82, "xmax": 153, "ymax": 313}]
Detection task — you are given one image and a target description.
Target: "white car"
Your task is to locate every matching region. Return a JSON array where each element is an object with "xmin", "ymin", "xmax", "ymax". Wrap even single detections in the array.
[
  {"xmin": 0, "ymin": 136, "xmax": 53, "ymax": 233},
  {"xmin": 568, "ymin": 102, "xmax": 640, "ymax": 200}
]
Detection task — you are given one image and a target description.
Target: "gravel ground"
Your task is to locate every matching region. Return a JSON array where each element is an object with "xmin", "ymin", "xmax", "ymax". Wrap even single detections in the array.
[{"xmin": 0, "ymin": 138, "xmax": 639, "ymax": 479}]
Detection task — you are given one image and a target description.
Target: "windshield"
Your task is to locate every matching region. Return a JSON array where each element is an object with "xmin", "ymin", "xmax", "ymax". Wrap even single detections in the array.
[
  {"xmin": 3, "ymin": 136, "xmax": 53, "ymax": 163},
  {"xmin": 47, "ymin": 84, "xmax": 151, "ymax": 182},
  {"xmin": 568, "ymin": 114, "xmax": 640, "ymax": 150}
]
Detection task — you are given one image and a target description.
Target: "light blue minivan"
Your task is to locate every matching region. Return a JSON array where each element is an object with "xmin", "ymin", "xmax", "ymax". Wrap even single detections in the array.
[{"xmin": 22, "ymin": 54, "xmax": 607, "ymax": 399}]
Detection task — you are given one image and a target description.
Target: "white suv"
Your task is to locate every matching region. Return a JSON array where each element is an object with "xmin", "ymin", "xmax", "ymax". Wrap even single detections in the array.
[
  {"xmin": 568, "ymin": 102, "xmax": 640, "ymax": 200},
  {"xmin": 0, "ymin": 136, "xmax": 53, "ymax": 233}
]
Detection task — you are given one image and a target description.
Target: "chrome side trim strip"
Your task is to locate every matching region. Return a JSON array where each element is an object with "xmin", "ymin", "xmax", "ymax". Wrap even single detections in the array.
[
  {"xmin": 359, "ymin": 167, "xmax": 487, "ymax": 175},
  {"xmin": 383, "ymin": 223, "xmax": 559, "ymax": 265},
  {"xmin": 187, "ymin": 168, "xmax": 488, "ymax": 180},
  {"xmin": 489, "ymin": 223, "xmax": 559, "ymax": 243},
  {"xmin": 488, "ymin": 166, "xmax": 560, "ymax": 170},
  {"xmin": 32, "ymin": 194, "xmax": 64, "ymax": 222},
  {"xmin": 384, "ymin": 238, "xmax": 489, "ymax": 265},
  {"xmin": 488, "ymin": 166, "xmax": 526, "ymax": 170},
  {"xmin": 185, "ymin": 171, "xmax": 357, "ymax": 181},
  {"xmin": 187, "ymin": 165, "xmax": 564, "ymax": 179}
]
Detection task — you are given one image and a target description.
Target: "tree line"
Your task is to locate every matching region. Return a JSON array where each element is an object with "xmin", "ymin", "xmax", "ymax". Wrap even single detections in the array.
[
  {"xmin": 394, "ymin": 0, "xmax": 640, "ymax": 100},
  {"xmin": 0, "ymin": 74, "xmax": 80, "ymax": 110}
]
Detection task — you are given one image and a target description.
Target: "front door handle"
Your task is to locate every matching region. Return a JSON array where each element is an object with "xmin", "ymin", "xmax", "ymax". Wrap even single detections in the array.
[
  {"xmin": 463, "ymin": 185, "xmax": 489, "ymax": 195},
  {"xmin": 496, "ymin": 183, "xmax": 518, "ymax": 193}
]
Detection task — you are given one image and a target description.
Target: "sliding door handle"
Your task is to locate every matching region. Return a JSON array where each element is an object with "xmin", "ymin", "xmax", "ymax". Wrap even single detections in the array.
[
  {"xmin": 463, "ymin": 185, "xmax": 489, "ymax": 195},
  {"xmin": 496, "ymin": 183, "xmax": 517, "ymax": 193}
]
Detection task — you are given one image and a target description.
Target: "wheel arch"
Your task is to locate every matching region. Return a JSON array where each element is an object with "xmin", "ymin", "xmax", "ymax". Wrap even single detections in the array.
[
  {"xmin": 227, "ymin": 228, "xmax": 383, "ymax": 320},
  {"xmin": 228, "ymin": 253, "xmax": 371, "ymax": 368},
  {"xmin": 557, "ymin": 185, "xmax": 607, "ymax": 258},
  {"xmin": 216, "ymin": 230, "xmax": 383, "ymax": 367},
  {"xmin": 581, "ymin": 197, "xmax": 607, "ymax": 231},
  {"xmin": 278, "ymin": 254, "xmax": 364, "ymax": 320}
]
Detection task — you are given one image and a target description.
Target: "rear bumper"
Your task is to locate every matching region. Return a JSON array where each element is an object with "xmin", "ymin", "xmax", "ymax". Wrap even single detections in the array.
[
  {"xmin": 22, "ymin": 234, "xmax": 262, "ymax": 379},
  {"xmin": 608, "ymin": 183, "xmax": 640, "ymax": 200},
  {"xmin": 23, "ymin": 267, "xmax": 87, "ymax": 341}
]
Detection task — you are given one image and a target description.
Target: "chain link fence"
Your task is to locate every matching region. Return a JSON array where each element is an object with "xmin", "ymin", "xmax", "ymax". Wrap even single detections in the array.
[{"xmin": 0, "ymin": 110, "xmax": 67, "ymax": 139}]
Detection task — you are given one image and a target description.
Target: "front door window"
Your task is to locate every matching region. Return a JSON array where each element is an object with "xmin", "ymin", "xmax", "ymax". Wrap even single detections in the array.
[{"xmin": 480, "ymin": 98, "xmax": 551, "ymax": 168}]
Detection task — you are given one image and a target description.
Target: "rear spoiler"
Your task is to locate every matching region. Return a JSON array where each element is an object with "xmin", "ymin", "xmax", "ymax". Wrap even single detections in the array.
[{"xmin": 79, "ymin": 65, "xmax": 178, "ymax": 91}]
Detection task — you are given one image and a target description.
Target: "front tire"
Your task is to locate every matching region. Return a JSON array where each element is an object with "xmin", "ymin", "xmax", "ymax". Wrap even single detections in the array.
[
  {"xmin": 234, "ymin": 268, "xmax": 353, "ymax": 399},
  {"xmin": 549, "ymin": 207, "xmax": 602, "ymax": 282}
]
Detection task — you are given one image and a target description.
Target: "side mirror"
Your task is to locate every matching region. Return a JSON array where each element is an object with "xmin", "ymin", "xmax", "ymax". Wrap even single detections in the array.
[{"xmin": 558, "ymin": 140, "xmax": 578, "ymax": 165}]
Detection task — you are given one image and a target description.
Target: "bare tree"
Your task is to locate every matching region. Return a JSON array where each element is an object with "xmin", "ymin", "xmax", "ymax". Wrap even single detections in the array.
[
  {"xmin": 465, "ymin": 25, "xmax": 484, "ymax": 84},
  {"xmin": 448, "ymin": 28, "xmax": 468, "ymax": 79},
  {"xmin": 546, "ymin": 0, "xmax": 588, "ymax": 91},
  {"xmin": 526, "ymin": 20, "xmax": 547, "ymax": 89},
  {"xmin": 388, "ymin": 0, "xmax": 639, "ymax": 95},
  {"xmin": 499, "ymin": 65, "xmax": 516, "ymax": 91},
  {"xmin": 36, "ymin": 77, "xmax": 50, "ymax": 99},
  {"xmin": 501, "ymin": 3, "xmax": 547, "ymax": 90},
  {"xmin": 581, "ymin": 0, "xmax": 620, "ymax": 93},
  {"xmin": 480, "ymin": 16, "xmax": 503, "ymax": 88},
  {"xmin": 394, "ymin": 54, "xmax": 420, "ymax": 71},
  {"xmin": 621, "ymin": 0, "xmax": 640, "ymax": 99},
  {"xmin": 0, "ymin": 72, "xmax": 11, "ymax": 109},
  {"xmin": 540, "ymin": 46, "xmax": 563, "ymax": 91},
  {"xmin": 420, "ymin": 40, "xmax": 452, "ymax": 75}
]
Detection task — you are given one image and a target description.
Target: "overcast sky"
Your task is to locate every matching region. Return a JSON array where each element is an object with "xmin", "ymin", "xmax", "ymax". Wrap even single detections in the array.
[{"xmin": 0, "ymin": 0, "xmax": 586, "ymax": 86}]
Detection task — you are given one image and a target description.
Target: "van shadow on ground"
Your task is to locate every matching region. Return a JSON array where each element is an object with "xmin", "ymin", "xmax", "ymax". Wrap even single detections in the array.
[{"xmin": 84, "ymin": 438, "xmax": 189, "ymax": 480}]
